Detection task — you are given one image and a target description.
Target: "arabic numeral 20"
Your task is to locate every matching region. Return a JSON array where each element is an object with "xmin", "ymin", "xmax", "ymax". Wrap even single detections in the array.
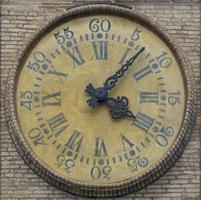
[
  {"xmin": 155, "ymin": 126, "xmax": 174, "ymax": 147},
  {"xmin": 54, "ymin": 27, "xmax": 74, "ymax": 45}
]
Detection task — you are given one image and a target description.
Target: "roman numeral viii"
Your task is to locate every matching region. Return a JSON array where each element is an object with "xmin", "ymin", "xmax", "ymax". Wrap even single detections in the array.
[{"xmin": 47, "ymin": 112, "xmax": 68, "ymax": 137}]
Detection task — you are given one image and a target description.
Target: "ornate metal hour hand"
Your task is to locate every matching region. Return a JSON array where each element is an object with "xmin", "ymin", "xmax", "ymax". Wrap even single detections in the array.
[{"xmin": 106, "ymin": 96, "xmax": 136, "ymax": 119}]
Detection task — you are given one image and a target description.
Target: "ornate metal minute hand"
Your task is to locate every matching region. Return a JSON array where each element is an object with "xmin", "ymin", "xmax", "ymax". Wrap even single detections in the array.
[
  {"xmin": 103, "ymin": 46, "xmax": 145, "ymax": 91},
  {"xmin": 85, "ymin": 47, "xmax": 145, "ymax": 109}
]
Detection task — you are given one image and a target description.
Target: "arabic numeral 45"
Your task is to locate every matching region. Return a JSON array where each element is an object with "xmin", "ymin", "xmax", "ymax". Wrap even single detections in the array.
[
  {"xmin": 54, "ymin": 27, "xmax": 74, "ymax": 45},
  {"xmin": 20, "ymin": 90, "xmax": 33, "ymax": 111},
  {"xmin": 90, "ymin": 165, "xmax": 111, "ymax": 180},
  {"xmin": 155, "ymin": 126, "xmax": 174, "ymax": 147}
]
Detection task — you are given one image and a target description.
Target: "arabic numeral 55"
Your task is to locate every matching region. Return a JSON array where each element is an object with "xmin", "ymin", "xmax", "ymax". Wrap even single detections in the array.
[
  {"xmin": 90, "ymin": 165, "xmax": 111, "ymax": 180},
  {"xmin": 54, "ymin": 27, "xmax": 74, "ymax": 44},
  {"xmin": 155, "ymin": 126, "xmax": 174, "ymax": 147}
]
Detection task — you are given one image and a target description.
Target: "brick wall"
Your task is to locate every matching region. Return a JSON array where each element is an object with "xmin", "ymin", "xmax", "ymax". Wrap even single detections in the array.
[{"xmin": 0, "ymin": 0, "xmax": 200, "ymax": 199}]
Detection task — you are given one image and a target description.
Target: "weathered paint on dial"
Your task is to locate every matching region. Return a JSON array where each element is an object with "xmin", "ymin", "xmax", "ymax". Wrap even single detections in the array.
[{"xmin": 16, "ymin": 15, "xmax": 185, "ymax": 184}]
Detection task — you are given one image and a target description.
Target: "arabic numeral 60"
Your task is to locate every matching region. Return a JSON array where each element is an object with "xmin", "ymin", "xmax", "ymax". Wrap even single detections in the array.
[{"xmin": 89, "ymin": 18, "xmax": 111, "ymax": 32}]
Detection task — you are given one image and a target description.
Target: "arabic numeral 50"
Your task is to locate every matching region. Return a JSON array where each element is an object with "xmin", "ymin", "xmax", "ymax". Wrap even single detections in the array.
[
  {"xmin": 26, "ymin": 51, "xmax": 46, "ymax": 72},
  {"xmin": 155, "ymin": 126, "xmax": 174, "ymax": 147},
  {"xmin": 89, "ymin": 18, "xmax": 111, "ymax": 32},
  {"xmin": 90, "ymin": 165, "xmax": 111, "ymax": 180},
  {"xmin": 54, "ymin": 27, "xmax": 74, "ymax": 44}
]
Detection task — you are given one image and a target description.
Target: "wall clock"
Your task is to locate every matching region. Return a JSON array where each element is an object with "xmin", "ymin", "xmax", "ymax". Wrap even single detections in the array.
[{"xmin": 6, "ymin": 3, "xmax": 197, "ymax": 197}]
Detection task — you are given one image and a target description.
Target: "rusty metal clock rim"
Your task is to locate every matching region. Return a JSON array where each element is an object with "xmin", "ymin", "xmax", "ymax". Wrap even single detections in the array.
[{"xmin": 5, "ymin": 3, "xmax": 197, "ymax": 197}]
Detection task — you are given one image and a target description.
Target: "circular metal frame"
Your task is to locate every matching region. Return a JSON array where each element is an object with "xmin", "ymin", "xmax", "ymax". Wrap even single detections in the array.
[{"xmin": 5, "ymin": 3, "xmax": 197, "ymax": 197}]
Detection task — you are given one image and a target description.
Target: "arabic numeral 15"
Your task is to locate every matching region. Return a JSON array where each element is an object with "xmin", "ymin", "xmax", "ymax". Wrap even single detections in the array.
[{"xmin": 54, "ymin": 27, "xmax": 74, "ymax": 44}]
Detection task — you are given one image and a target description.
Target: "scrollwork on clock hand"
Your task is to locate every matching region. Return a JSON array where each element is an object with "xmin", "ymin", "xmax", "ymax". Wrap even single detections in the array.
[{"xmin": 85, "ymin": 47, "xmax": 145, "ymax": 108}]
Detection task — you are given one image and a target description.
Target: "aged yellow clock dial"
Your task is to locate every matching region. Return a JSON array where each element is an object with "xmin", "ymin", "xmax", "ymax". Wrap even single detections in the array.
[{"xmin": 7, "ymin": 4, "xmax": 196, "ymax": 197}]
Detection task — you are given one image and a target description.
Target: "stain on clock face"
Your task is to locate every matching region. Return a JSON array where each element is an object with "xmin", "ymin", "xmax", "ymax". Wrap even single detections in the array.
[{"xmin": 16, "ymin": 15, "xmax": 185, "ymax": 184}]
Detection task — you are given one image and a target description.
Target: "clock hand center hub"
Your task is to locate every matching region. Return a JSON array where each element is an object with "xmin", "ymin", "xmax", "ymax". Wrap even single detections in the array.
[{"xmin": 95, "ymin": 87, "xmax": 108, "ymax": 102}]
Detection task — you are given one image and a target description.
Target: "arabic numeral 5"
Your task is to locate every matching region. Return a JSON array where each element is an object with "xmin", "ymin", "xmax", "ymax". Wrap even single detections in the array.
[
  {"xmin": 89, "ymin": 18, "xmax": 111, "ymax": 32},
  {"xmin": 155, "ymin": 126, "xmax": 174, "ymax": 147},
  {"xmin": 90, "ymin": 165, "xmax": 111, "ymax": 180},
  {"xmin": 130, "ymin": 28, "xmax": 142, "ymax": 41},
  {"xmin": 54, "ymin": 27, "xmax": 74, "ymax": 44}
]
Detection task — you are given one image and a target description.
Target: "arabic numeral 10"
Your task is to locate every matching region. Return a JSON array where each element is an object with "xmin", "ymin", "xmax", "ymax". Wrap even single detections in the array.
[
  {"xmin": 157, "ymin": 51, "xmax": 172, "ymax": 68},
  {"xmin": 155, "ymin": 126, "xmax": 174, "ymax": 147},
  {"xmin": 54, "ymin": 27, "xmax": 74, "ymax": 45}
]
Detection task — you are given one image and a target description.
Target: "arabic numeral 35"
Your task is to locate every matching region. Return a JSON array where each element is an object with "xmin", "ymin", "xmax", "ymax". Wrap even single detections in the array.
[
  {"xmin": 56, "ymin": 154, "xmax": 75, "ymax": 173},
  {"xmin": 54, "ymin": 27, "xmax": 74, "ymax": 44},
  {"xmin": 90, "ymin": 165, "xmax": 111, "ymax": 180},
  {"xmin": 89, "ymin": 18, "xmax": 111, "ymax": 32},
  {"xmin": 155, "ymin": 126, "xmax": 174, "ymax": 147}
]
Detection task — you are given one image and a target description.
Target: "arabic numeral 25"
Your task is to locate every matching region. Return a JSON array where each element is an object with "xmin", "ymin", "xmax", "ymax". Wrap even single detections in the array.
[
  {"xmin": 89, "ymin": 18, "xmax": 111, "ymax": 32},
  {"xmin": 90, "ymin": 165, "xmax": 111, "ymax": 180},
  {"xmin": 155, "ymin": 126, "xmax": 174, "ymax": 147},
  {"xmin": 54, "ymin": 27, "xmax": 74, "ymax": 45}
]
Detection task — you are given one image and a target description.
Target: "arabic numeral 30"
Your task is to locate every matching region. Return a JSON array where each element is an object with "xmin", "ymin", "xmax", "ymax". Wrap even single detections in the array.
[{"xmin": 90, "ymin": 165, "xmax": 111, "ymax": 180}]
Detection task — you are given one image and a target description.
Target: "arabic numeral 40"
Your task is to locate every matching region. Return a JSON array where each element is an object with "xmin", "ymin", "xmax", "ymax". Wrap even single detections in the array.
[{"xmin": 155, "ymin": 126, "xmax": 174, "ymax": 147}]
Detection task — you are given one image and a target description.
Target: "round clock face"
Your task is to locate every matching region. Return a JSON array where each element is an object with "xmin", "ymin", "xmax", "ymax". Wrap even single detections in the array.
[{"xmin": 7, "ymin": 4, "xmax": 196, "ymax": 197}]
